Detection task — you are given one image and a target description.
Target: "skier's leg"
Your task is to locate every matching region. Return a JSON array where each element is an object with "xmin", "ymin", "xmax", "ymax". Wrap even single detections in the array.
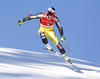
[
  {"xmin": 56, "ymin": 42, "xmax": 65, "ymax": 54},
  {"xmin": 39, "ymin": 30, "xmax": 52, "ymax": 51},
  {"xmin": 56, "ymin": 42, "xmax": 69, "ymax": 61},
  {"xmin": 57, "ymin": 42, "xmax": 74, "ymax": 65},
  {"xmin": 40, "ymin": 30, "xmax": 48, "ymax": 44},
  {"xmin": 46, "ymin": 29, "xmax": 65, "ymax": 54},
  {"xmin": 47, "ymin": 30, "xmax": 70, "ymax": 61}
]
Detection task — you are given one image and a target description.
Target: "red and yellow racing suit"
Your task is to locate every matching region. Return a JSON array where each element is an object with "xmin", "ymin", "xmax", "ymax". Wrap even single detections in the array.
[{"xmin": 23, "ymin": 12, "xmax": 63, "ymax": 46}]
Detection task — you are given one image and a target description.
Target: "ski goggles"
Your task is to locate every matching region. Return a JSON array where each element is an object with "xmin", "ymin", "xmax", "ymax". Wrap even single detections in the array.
[{"xmin": 47, "ymin": 11, "xmax": 55, "ymax": 16}]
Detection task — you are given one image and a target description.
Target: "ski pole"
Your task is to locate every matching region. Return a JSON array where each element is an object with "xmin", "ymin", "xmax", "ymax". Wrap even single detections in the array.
[
  {"xmin": 64, "ymin": 41, "xmax": 72, "ymax": 54},
  {"xmin": 26, "ymin": 11, "xmax": 32, "ymax": 17}
]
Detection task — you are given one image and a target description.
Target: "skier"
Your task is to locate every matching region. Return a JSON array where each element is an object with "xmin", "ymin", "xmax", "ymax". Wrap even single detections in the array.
[{"xmin": 18, "ymin": 7, "xmax": 71, "ymax": 63}]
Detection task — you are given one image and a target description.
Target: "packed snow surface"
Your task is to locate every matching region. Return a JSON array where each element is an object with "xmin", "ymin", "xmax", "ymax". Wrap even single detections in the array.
[{"xmin": 0, "ymin": 47, "xmax": 100, "ymax": 79}]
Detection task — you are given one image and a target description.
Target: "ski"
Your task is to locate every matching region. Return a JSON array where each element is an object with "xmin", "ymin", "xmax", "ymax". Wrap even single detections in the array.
[
  {"xmin": 43, "ymin": 48, "xmax": 60, "ymax": 55},
  {"xmin": 67, "ymin": 60, "xmax": 76, "ymax": 67},
  {"xmin": 43, "ymin": 48, "xmax": 76, "ymax": 67}
]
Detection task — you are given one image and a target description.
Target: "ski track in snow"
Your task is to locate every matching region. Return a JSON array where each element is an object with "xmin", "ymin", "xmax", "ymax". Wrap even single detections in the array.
[{"xmin": 0, "ymin": 47, "xmax": 100, "ymax": 79}]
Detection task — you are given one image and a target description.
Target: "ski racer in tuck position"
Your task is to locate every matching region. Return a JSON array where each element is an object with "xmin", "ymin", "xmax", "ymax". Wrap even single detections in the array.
[{"xmin": 18, "ymin": 7, "xmax": 71, "ymax": 63}]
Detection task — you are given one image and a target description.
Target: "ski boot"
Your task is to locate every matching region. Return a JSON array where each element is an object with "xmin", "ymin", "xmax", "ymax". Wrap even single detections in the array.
[
  {"xmin": 45, "ymin": 43, "xmax": 52, "ymax": 51},
  {"xmin": 62, "ymin": 53, "xmax": 70, "ymax": 61},
  {"xmin": 45, "ymin": 43, "xmax": 60, "ymax": 55},
  {"xmin": 62, "ymin": 53, "xmax": 76, "ymax": 67}
]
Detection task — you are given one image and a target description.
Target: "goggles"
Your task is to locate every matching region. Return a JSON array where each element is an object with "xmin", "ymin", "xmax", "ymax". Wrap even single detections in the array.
[{"xmin": 47, "ymin": 11, "xmax": 55, "ymax": 16}]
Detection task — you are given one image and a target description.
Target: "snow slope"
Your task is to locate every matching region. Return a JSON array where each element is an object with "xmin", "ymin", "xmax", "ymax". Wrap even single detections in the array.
[{"xmin": 0, "ymin": 47, "xmax": 100, "ymax": 79}]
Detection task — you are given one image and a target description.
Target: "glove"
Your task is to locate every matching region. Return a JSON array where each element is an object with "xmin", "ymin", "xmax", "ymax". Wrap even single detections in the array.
[
  {"xmin": 61, "ymin": 36, "xmax": 66, "ymax": 42},
  {"xmin": 18, "ymin": 19, "xmax": 23, "ymax": 25}
]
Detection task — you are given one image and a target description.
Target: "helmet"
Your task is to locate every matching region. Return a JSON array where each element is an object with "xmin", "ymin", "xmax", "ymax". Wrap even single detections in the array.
[{"xmin": 47, "ymin": 7, "xmax": 55, "ymax": 16}]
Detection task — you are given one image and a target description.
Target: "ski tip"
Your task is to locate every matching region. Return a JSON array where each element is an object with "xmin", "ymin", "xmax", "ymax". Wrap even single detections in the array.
[{"xmin": 70, "ymin": 52, "xmax": 72, "ymax": 54}]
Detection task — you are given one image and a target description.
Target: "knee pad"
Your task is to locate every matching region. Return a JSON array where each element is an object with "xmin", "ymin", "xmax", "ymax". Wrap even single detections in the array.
[
  {"xmin": 40, "ymin": 30, "xmax": 48, "ymax": 44},
  {"xmin": 40, "ymin": 30, "xmax": 46, "ymax": 39},
  {"xmin": 57, "ymin": 42, "xmax": 65, "ymax": 54}
]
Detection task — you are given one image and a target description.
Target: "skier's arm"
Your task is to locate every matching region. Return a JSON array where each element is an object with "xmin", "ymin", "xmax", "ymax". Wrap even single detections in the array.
[
  {"xmin": 18, "ymin": 12, "xmax": 43, "ymax": 25},
  {"xmin": 55, "ymin": 17, "xmax": 63, "ymax": 37},
  {"xmin": 55, "ymin": 17, "xmax": 66, "ymax": 41},
  {"xmin": 23, "ymin": 13, "xmax": 43, "ymax": 22},
  {"xmin": 23, "ymin": 12, "xmax": 43, "ymax": 22}
]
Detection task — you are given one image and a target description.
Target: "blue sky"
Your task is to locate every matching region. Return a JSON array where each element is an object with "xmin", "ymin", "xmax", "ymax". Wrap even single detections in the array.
[{"xmin": 0, "ymin": 0, "xmax": 100, "ymax": 64}]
